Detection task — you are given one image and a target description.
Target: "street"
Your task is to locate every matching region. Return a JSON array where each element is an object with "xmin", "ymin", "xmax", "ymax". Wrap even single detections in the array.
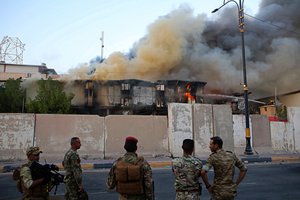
[{"xmin": 0, "ymin": 162, "xmax": 299, "ymax": 200}]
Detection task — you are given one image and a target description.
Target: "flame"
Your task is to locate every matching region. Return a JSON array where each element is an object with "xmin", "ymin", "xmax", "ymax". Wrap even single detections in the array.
[{"xmin": 184, "ymin": 92, "xmax": 195, "ymax": 103}]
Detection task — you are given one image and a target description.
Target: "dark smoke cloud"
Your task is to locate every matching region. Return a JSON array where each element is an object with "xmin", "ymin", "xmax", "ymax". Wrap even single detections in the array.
[
  {"xmin": 179, "ymin": 0, "xmax": 300, "ymax": 98},
  {"xmin": 65, "ymin": 0, "xmax": 300, "ymax": 98}
]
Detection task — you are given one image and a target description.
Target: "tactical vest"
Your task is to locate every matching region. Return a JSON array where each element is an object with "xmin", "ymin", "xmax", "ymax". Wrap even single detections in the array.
[
  {"xmin": 19, "ymin": 163, "xmax": 50, "ymax": 199},
  {"xmin": 115, "ymin": 157, "xmax": 145, "ymax": 195}
]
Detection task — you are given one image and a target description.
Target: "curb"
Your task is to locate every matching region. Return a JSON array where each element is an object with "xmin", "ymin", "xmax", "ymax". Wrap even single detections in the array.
[
  {"xmin": 271, "ymin": 155, "xmax": 300, "ymax": 163},
  {"xmin": 150, "ymin": 161, "xmax": 172, "ymax": 168},
  {"xmin": 241, "ymin": 156, "xmax": 272, "ymax": 163},
  {"xmin": 1, "ymin": 155, "xmax": 300, "ymax": 173}
]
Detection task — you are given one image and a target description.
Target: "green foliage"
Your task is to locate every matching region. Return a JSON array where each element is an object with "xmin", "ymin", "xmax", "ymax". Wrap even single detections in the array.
[
  {"xmin": 0, "ymin": 78, "xmax": 24, "ymax": 113},
  {"xmin": 26, "ymin": 79, "xmax": 74, "ymax": 114},
  {"xmin": 277, "ymin": 105, "xmax": 287, "ymax": 121}
]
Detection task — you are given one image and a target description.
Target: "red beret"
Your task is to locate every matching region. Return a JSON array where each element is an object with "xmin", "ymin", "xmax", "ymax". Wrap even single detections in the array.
[{"xmin": 125, "ymin": 136, "xmax": 138, "ymax": 143}]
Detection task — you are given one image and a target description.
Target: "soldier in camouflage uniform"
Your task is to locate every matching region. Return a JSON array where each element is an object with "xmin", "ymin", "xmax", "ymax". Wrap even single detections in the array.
[
  {"xmin": 20, "ymin": 146, "xmax": 50, "ymax": 200},
  {"xmin": 201, "ymin": 136, "xmax": 247, "ymax": 200},
  {"xmin": 172, "ymin": 139, "xmax": 203, "ymax": 200},
  {"xmin": 63, "ymin": 137, "xmax": 87, "ymax": 200},
  {"xmin": 106, "ymin": 136, "xmax": 153, "ymax": 200}
]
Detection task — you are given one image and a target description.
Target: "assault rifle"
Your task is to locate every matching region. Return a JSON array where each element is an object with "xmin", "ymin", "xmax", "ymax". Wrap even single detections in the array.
[{"xmin": 30, "ymin": 161, "xmax": 64, "ymax": 194}]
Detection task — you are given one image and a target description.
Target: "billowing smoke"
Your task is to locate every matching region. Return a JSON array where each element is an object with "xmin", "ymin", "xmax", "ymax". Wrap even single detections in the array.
[{"xmin": 63, "ymin": 0, "xmax": 300, "ymax": 98}]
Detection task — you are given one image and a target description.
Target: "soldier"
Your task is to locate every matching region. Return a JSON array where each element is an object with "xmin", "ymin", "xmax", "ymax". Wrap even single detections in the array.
[
  {"xmin": 172, "ymin": 139, "xmax": 203, "ymax": 200},
  {"xmin": 106, "ymin": 136, "xmax": 153, "ymax": 200},
  {"xmin": 201, "ymin": 136, "xmax": 247, "ymax": 200},
  {"xmin": 19, "ymin": 146, "xmax": 51, "ymax": 200},
  {"xmin": 63, "ymin": 137, "xmax": 87, "ymax": 200}
]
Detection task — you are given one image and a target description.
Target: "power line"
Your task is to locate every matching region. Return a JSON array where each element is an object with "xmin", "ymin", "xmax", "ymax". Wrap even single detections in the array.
[{"xmin": 245, "ymin": 13, "xmax": 300, "ymax": 36}]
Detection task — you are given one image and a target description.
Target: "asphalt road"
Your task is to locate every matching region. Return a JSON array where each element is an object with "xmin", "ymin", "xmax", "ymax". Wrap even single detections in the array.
[{"xmin": 1, "ymin": 162, "xmax": 300, "ymax": 200}]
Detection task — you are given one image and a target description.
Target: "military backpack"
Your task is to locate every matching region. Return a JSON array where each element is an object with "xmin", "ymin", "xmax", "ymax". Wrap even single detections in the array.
[
  {"xmin": 115, "ymin": 156, "xmax": 145, "ymax": 195},
  {"xmin": 12, "ymin": 166, "xmax": 25, "ymax": 193}
]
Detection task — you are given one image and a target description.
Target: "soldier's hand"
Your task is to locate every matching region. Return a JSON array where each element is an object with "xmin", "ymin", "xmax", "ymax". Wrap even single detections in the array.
[
  {"xmin": 78, "ymin": 185, "xmax": 83, "ymax": 193},
  {"xmin": 50, "ymin": 164, "xmax": 59, "ymax": 171},
  {"xmin": 208, "ymin": 185, "xmax": 213, "ymax": 193}
]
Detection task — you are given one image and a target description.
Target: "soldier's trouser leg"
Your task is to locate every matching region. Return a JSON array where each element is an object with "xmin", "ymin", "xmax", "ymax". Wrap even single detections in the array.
[
  {"xmin": 176, "ymin": 191, "xmax": 200, "ymax": 200},
  {"xmin": 212, "ymin": 185, "xmax": 236, "ymax": 200},
  {"xmin": 65, "ymin": 181, "xmax": 79, "ymax": 200},
  {"xmin": 212, "ymin": 191, "xmax": 235, "ymax": 200}
]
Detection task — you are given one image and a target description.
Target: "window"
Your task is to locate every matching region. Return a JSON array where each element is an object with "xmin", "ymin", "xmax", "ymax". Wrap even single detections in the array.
[
  {"xmin": 156, "ymin": 84, "xmax": 164, "ymax": 91},
  {"xmin": 122, "ymin": 83, "xmax": 130, "ymax": 90},
  {"xmin": 121, "ymin": 98, "xmax": 130, "ymax": 106}
]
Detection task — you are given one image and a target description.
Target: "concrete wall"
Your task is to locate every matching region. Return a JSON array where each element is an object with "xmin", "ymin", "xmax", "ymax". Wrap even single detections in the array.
[
  {"xmin": 212, "ymin": 105, "xmax": 234, "ymax": 152},
  {"xmin": 268, "ymin": 107, "xmax": 300, "ymax": 152},
  {"xmin": 267, "ymin": 107, "xmax": 300, "ymax": 152},
  {"xmin": 168, "ymin": 103, "xmax": 193, "ymax": 157},
  {"xmin": 168, "ymin": 103, "xmax": 233, "ymax": 157},
  {"xmin": 251, "ymin": 115, "xmax": 273, "ymax": 153},
  {"xmin": 105, "ymin": 115, "xmax": 168, "ymax": 158},
  {"xmin": 233, "ymin": 115, "xmax": 248, "ymax": 152},
  {"xmin": 1, "ymin": 105, "xmax": 300, "ymax": 161},
  {"xmin": 0, "ymin": 114, "xmax": 35, "ymax": 160},
  {"xmin": 288, "ymin": 107, "xmax": 300, "ymax": 151},
  {"xmin": 270, "ymin": 121, "xmax": 294, "ymax": 151},
  {"xmin": 0, "ymin": 114, "xmax": 168, "ymax": 161},
  {"xmin": 193, "ymin": 104, "xmax": 213, "ymax": 156},
  {"xmin": 35, "ymin": 114, "xmax": 105, "ymax": 162}
]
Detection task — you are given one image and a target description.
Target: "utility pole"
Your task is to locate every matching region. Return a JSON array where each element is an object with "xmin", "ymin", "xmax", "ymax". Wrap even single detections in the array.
[
  {"xmin": 212, "ymin": 0, "xmax": 253, "ymax": 155},
  {"xmin": 100, "ymin": 31, "xmax": 104, "ymax": 61}
]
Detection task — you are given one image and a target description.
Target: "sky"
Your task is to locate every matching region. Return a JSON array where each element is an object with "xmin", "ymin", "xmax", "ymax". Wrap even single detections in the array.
[
  {"xmin": 1, "ymin": 0, "xmax": 260, "ymax": 74},
  {"xmin": 7, "ymin": 0, "xmax": 300, "ymax": 99}
]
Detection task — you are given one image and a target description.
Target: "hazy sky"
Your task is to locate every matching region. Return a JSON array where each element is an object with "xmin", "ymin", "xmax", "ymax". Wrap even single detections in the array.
[{"xmin": 1, "ymin": 0, "xmax": 260, "ymax": 74}]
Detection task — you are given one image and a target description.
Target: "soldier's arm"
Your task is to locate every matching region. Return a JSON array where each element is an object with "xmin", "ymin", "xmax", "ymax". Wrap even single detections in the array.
[
  {"xmin": 196, "ymin": 158, "xmax": 203, "ymax": 177},
  {"xmin": 236, "ymin": 169, "xmax": 247, "ymax": 186},
  {"xmin": 200, "ymin": 170, "xmax": 212, "ymax": 192},
  {"xmin": 143, "ymin": 161, "xmax": 153, "ymax": 200},
  {"xmin": 200, "ymin": 156, "xmax": 213, "ymax": 191},
  {"xmin": 106, "ymin": 162, "xmax": 117, "ymax": 190},
  {"xmin": 171, "ymin": 158, "xmax": 179, "ymax": 175},
  {"xmin": 234, "ymin": 154, "xmax": 247, "ymax": 186}
]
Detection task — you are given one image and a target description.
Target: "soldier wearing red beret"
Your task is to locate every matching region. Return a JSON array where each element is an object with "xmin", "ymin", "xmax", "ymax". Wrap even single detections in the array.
[{"xmin": 107, "ymin": 136, "xmax": 154, "ymax": 200}]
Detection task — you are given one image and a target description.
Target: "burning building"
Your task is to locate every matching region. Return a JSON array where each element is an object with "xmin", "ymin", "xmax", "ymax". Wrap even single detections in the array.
[
  {"xmin": 67, "ymin": 79, "xmax": 206, "ymax": 116},
  {"xmin": 25, "ymin": 0, "xmax": 300, "ymax": 116}
]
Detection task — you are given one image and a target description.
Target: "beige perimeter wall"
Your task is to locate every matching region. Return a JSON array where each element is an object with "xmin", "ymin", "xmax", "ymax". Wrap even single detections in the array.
[
  {"xmin": 104, "ymin": 115, "xmax": 169, "ymax": 159},
  {"xmin": 0, "ymin": 105, "xmax": 300, "ymax": 161},
  {"xmin": 35, "ymin": 114, "xmax": 105, "ymax": 162}
]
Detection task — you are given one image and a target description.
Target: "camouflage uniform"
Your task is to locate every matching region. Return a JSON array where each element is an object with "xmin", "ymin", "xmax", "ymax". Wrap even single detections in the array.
[
  {"xmin": 63, "ymin": 148, "xmax": 82, "ymax": 200},
  {"xmin": 20, "ymin": 161, "xmax": 50, "ymax": 200},
  {"xmin": 107, "ymin": 152, "xmax": 153, "ymax": 200},
  {"xmin": 172, "ymin": 154, "xmax": 203, "ymax": 200},
  {"xmin": 202, "ymin": 149, "xmax": 247, "ymax": 200}
]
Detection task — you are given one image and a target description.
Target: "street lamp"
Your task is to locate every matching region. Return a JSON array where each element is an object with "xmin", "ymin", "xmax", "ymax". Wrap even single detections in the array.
[{"xmin": 212, "ymin": 0, "xmax": 253, "ymax": 155}]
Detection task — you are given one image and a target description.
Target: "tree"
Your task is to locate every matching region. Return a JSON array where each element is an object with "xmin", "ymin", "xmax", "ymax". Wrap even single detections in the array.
[
  {"xmin": 0, "ymin": 78, "xmax": 24, "ymax": 113},
  {"xmin": 26, "ymin": 79, "xmax": 74, "ymax": 114}
]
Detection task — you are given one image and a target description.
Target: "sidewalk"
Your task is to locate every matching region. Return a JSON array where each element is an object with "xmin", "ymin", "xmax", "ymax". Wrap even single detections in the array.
[{"xmin": 1, "ymin": 153, "xmax": 300, "ymax": 173}]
